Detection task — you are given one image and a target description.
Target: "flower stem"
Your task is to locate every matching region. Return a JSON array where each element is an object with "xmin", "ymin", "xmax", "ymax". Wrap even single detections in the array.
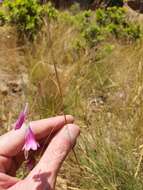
[{"xmin": 40, "ymin": 20, "xmax": 82, "ymax": 172}]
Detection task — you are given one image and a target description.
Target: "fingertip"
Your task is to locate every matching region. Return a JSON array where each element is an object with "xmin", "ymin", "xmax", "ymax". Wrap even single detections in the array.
[
  {"xmin": 65, "ymin": 124, "xmax": 80, "ymax": 143},
  {"xmin": 65, "ymin": 115, "xmax": 74, "ymax": 123}
]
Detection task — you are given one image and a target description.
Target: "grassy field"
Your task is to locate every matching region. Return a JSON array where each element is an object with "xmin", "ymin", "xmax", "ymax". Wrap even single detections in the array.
[{"xmin": 1, "ymin": 4, "xmax": 143, "ymax": 190}]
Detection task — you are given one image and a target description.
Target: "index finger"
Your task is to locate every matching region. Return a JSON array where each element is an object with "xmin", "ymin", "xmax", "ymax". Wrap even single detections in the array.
[{"xmin": 0, "ymin": 115, "xmax": 74, "ymax": 157}]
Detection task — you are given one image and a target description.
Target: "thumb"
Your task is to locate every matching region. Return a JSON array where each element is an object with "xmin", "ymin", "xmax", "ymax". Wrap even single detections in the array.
[{"xmin": 27, "ymin": 124, "xmax": 80, "ymax": 190}]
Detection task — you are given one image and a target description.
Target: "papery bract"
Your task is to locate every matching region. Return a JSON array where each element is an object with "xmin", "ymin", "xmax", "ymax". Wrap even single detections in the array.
[{"xmin": 15, "ymin": 103, "xmax": 28, "ymax": 130}]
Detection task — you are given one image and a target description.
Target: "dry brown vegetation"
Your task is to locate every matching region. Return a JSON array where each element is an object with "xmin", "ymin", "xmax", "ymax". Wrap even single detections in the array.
[{"xmin": 1, "ymin": 6, "xmax": 143, "ymax": 190}]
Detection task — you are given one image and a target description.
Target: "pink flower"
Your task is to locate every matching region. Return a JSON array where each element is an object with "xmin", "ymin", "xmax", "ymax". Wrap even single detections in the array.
[
  {"xmin": 15, "ymin": 103, "xmax": 28, "ymax": 130},
  {"xmin": 23, "ymin": 126, "xmax": 40, "ymax": 159}
]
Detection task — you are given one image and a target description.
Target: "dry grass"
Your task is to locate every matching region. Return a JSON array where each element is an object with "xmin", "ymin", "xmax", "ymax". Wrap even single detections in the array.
[{"xmin": 1, "ymin": 10, "xmax": 143, "ymax": 190}]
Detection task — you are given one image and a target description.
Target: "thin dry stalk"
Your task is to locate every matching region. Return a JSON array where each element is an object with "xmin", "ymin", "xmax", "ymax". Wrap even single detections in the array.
[{"xmin": 37, "ymin": 20, "xmax": 82, "ymax": 173}]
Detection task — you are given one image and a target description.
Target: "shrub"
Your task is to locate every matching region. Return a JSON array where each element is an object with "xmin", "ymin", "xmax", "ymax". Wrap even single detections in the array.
[
  {"xmin": 96, "ymin": 7, "xmax": 141, "ymax": 41},
  {"xmin": 74, "ymin": 10, "xmax": 92, "ymax": 30},
  {"xmin": 42, "ymin": 3, "xmax": 58, "ymax": 20},
  {"xmin": 0, "ymin": 9, "xmax": 6, "ymax": 26},
  {"xmin": 4, "ymin": 0, "xmax": 43, "ymax": 39},
  {"xmin": 1, "ymin": 1, "xmax": 141, "ymax": 43},
  {"xmin": 82, "ymin": 24, "xmax": 103, "ymax": 47},
  {"xmin": 96, "ymin": 7, "xmax": 126, "ymax": 26},
  {"xmin": 3, "ymin": 0, "xmax": 57, "ymax": 39}
]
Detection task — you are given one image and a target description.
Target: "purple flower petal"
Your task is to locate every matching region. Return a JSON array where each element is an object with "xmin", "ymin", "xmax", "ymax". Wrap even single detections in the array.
[
  {"xmin": 15, "ymin": 103, "xmax": 28, "ymax": 130},
  {"xmin": 23, "ymin": 126, "xmax": 40, "ymax": 159}
]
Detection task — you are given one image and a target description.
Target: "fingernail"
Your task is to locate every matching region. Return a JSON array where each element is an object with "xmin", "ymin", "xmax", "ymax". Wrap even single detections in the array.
[{"xmin": 64, "ymin": 124, "xmax": 80, "ymax": 143}]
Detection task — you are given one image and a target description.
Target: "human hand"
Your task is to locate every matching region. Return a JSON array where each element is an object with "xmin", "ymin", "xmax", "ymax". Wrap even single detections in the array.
[{"xmin": 0, "ymin": 115, "xmax": 80, "ymax": 190}]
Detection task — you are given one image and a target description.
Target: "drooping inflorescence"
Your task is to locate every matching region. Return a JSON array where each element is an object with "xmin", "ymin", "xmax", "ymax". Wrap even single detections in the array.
[{"xmin": 15, "ymin": 103, "xmax": 40, "ymax": 159}]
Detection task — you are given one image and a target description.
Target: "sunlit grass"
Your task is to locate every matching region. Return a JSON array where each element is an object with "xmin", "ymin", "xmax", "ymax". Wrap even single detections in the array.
[{"xmin": 1, "ymin": 7, "xmax": 143, "ymax": 190}]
